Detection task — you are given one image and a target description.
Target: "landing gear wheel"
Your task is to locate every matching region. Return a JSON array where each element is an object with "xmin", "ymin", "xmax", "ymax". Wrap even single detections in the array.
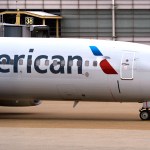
[{"xmin": 140, "ymin": 110, "xmax": 150, "ymax": 120}]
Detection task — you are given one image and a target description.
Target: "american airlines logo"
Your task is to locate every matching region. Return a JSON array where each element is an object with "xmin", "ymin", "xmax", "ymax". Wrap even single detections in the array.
[
  {"xmin": 0, "ymin": 49, "xmax": 82, "ymax": 74},
  {"xmin": 0, "ymin": 46, "xmax": 117, "ymax": 75},
  {"xmin": 90, "ymin": 46, "xmax": 118, "ymax": 74}
]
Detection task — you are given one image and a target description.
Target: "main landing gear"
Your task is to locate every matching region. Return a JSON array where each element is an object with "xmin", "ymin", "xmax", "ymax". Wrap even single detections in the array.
[{"xmin": 139, "ymin": 101, "xmax": 150, "ymax": 120}]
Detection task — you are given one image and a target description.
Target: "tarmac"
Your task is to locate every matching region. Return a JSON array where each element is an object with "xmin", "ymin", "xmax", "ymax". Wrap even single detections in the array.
[{"xmin": 0, "ymin": 101, "xmax": 150, "ymax": 150}]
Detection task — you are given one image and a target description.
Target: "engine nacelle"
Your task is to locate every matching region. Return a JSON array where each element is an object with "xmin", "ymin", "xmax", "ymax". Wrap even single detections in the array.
[{"xmin": 0, "ymin": 99, "xmax": 41, "ymax": 107}]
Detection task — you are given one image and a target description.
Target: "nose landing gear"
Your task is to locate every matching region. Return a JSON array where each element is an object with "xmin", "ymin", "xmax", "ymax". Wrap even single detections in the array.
[{"xmin": 139, "ymin": 101, "xmax": 150, "ymax": 120}]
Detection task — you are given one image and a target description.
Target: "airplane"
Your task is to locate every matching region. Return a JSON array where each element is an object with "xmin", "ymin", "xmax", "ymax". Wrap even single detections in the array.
[{"xmin": 0, "ymin": 37, "xmax": 149, "ymax": 120}]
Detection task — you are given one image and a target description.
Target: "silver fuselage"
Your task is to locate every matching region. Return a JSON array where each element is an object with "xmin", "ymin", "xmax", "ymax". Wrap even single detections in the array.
[{"xmin": 0, "ymin": 38, "xmax": 150, "ymax": 103}]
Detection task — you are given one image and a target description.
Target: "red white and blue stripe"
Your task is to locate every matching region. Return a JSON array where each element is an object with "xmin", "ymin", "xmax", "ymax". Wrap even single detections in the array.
[{"xmin": 90, "ymin": 46, "xmax": 118, "ymax": 74}]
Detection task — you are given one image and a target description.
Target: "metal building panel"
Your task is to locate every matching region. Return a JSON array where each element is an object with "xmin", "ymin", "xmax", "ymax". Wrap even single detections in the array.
[
  {"xmin": 62, "ymin": 0, "xmax": 79, "ymax": 5},
  {"xmin": 97, "ymin": 0, "xmax": 112, "ymax": 9},
  {"xmin": 61, "ymin": 5, "xmax": 79, "ymax": 9},
  {"xmin": 79, "ymin": 0, "xmax": 97, "ymax": 5},
  {"xmin": 44, "ymin": 0, "xmax": 60, "ymax": 9},
  {"xmin": 0, "ymin": 0, "xmax": 7, "ymax": 5},
  {"xmin": 79, "ymin": 5, "xmax": 97, "ymax": 9},
  {"xmin": 0, "ymin": 1, "xmax": 7, "ymax": 9},
  {"xmin": 79, "ymin": 0, "xmax": 97, "ymax": 8},
  {"xmin": 0, "ymin": 0, "xmax": 150, "ymax": 10},
  {"xmin": 134, "ymin": 0, "xmax": 150, "ymax": 9},
  {"xmin": 25, "ymin": 0, "xmax": 43, "ymax": 9},
  {"xmin": 97, "ymin": 0, "xmax": 112, "ymax": 5},
  {"xmin": 26, "ymin": 0, "xmax": 43, "ymax": 5},
  {"xmin": 116, "ymin": 0, "xmax": 150, "ymax": 9},
  {"xmin": 61, "ymin": 0, "xmax": 78, "ymax": 9},
  {"xmin": 134, "ymin": 0, "xmax": 150, "ymax": 5},
  {"xmin": 61, "ymin": 9, "xmax": 112, "ymax": 38},
  {"xmin": 44, "ymin": 0, "xmax": 60, "ymax": 5}
]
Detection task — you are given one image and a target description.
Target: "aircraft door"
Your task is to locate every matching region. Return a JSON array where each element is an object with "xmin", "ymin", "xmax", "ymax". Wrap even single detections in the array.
[{"xmin": 120, "ymin": 52, "xmax": 135, "ymax": 80}]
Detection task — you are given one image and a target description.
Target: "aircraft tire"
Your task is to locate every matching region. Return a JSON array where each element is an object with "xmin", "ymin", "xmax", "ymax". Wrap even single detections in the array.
[{"xmin": 139, "ymin": 110, "xmax": 150, "ymax": 120}]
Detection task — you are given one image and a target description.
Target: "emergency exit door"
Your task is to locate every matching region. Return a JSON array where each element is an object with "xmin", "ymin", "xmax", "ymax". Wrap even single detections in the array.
[{"xmin": 120, "ymin": 52, "xmax": 135, "ymax": 80}]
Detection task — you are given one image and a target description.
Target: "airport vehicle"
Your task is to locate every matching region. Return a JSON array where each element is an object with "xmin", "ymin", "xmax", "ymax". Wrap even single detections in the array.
[{"xmin": 0, "ymin": 37, "xmax": 149, "ymax": 120}]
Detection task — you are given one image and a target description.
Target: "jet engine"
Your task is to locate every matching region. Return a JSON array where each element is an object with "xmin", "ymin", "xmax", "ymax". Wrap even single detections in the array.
[{"xmin": 0, "ymin": 99, "xmax": 41, "ymax": 107}]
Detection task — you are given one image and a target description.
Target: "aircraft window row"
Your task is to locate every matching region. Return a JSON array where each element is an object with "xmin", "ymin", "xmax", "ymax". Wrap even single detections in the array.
[
  {"xmin": 19, "ymin": 59, "xmax": 23, "ymax": 65},
  {"xmin": 53, "ymin": 60, "xmax": 58, "ymax": 66},
  {"xmin": 10, "ymin": 59, "xmax": 14, "ymax": 65},
  {"xmin": 0, "ymin": 59, "xmax": 98, "ymax": 67},
  {"xmin": 61, "ymin": 60, "xmax": 65, "ymax": 66},
  {"xmin": 45, "ymin": 60, "xmax": 49, "ymax": 66},
  {"xmin": 27, "ymin": 60, "xmax": 32, "ymax": 66},
  {"xmin": 2, "ymin": 59, "xmax": 6, "ymax": 64},
  {"xmin": 68, "ymin": 60, "xmax": 73, "ymax": 66},
  {"xmin": 85, "ymin": 60, "xmax": 89, "ymax": 66},
  {"xmin": 93, "ymin": 61, "xmax": 98, "ymax": 67},
  {"xmin": 77, "ymin": 60, "xmax": 82, "ymax": 67}
]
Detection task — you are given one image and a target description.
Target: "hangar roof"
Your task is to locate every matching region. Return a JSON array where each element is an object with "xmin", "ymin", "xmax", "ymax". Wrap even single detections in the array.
[{"xmin": 0, "ymin": 11, "xmax": 62, "ymax": 19}]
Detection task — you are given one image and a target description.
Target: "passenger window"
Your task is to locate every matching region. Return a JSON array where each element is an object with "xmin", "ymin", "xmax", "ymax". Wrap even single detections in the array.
[
  {"xmin": 10, "ymin": 59, "xmax": 14, "ymax": 65},
  {"xmin": 85, "ymin": 60, "xmax": 89, "ymax": 67},
  {"xmin": 77, "ymin": 60, "xmax": 82, "ymax": 67},
  {"xmin": 2, "ymin": 59, "xmax": 6, "ymax": 64},
  {"xmin": 53, "ymin": 60, "xmax": 58, "ymax": 66},
  {"xmin": 45, "ymin": 60, "xmax": 49, "ymax": 66},
  {"xmin": 61, "ymin": 60, "xmax": 65, "ymax": 66},
  {"xmin": 93, "ymin": 61, "xmax": 97, "ymax": 67},
  {"xmin": 68, "ymin": 60, "xmax": 73, "ymax": 66},
  {"xmin": 36, "ymin": 59, "xmax": 40, "ymax": 66},
  {"xmin": 27, "ymin": 59, "xmax": 32, "ymax": 66},
  {"xmin": 19, "ymin": 59, "xmax": 23, "ymax": 65}
]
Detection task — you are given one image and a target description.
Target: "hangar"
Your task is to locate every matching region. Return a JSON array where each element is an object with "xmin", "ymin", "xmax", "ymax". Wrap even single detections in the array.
[{"xmin": 0, "ymin": 0, "xmax": 150, "ymax": 44}]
